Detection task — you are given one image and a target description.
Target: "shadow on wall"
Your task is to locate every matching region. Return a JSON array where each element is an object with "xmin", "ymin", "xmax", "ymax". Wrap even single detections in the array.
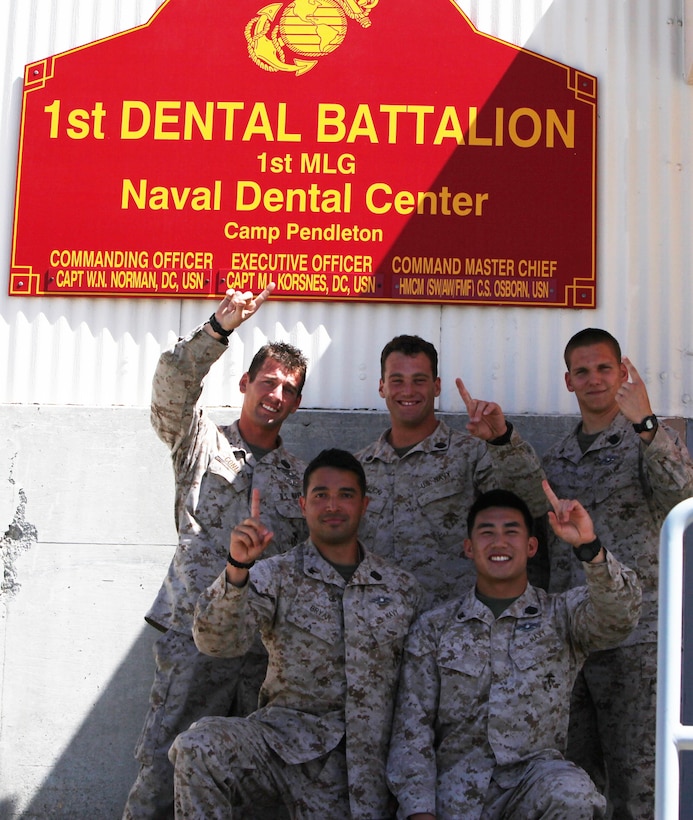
[{"xmin": 11, "ymin": 625, "xmax": 155, "ymax": 820}]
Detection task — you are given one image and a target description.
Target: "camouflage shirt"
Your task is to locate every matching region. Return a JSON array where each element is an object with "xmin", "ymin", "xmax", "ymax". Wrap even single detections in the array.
[
  {"xmin": 386, "ymin": 550, "xmax": 641, "ymax": 818},
  {"xmin": 543, "ymin": 413, "xmax": 693, "ymax": 645},
  {"xmin": 357, "ymin": 421, "xmax": 547, "ymax": 606},
  {"xmin": 193, "ymin": 539, "xmax": 424, "ymax": 820},
  {"xmin": 146, "ymin": 325, "xmax": 307, "ymax": 633}
]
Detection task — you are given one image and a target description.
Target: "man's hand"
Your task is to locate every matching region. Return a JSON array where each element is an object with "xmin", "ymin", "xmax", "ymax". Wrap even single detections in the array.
[
  {"xmin": 456, "ymin": 377, "xmax": 508, "ymax": 441},
  {"xmin": 616, "ymin": 357, "xmax": 655, "ymax": 436},
  {"xmin": 226, "ymin": 490, "xmax": 274, "ymax": 586},
  {"xmin": 543, "ymin": 479, "xmax": 597, "ymax": 547},
  {"xmin": 207, "ymin": 283, "xmax": 275, "ymax": 337}
]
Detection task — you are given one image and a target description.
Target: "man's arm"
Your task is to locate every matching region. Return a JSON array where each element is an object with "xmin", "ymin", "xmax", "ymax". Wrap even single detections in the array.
[
  {"xmin": 617, "ymin": 357, "xmax": 693, "ymax": 507},
  {"xmin": 544, "ymin": 480, "xmax": 642, "ymax": 649},
  {"xmin": 193, "ymin": 490, "xmax": 276, "ymax": 657},
  {"xmin": 151, "ymin": 284, "xmax": 275, "ymax": 451},
  {"xmin": 386, "ymin": 622, "xmax": 440, "ymax": 818}
]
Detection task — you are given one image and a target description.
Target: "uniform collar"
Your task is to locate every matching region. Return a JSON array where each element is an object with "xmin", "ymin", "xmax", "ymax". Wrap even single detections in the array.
[
  {"xmin": 301, "ymin": 540, "xmax": 386, "ymax": 587},
  {"xmin": 456, "ymin": 583, "xmax": 543, "ymax": 623},
  {"xmin": 363, "ymin": 419, "xmax": 451, "ymax": 463},
  {"xmin": 557, "ymin": 412, "xmax": 629, "ymax": 459}
]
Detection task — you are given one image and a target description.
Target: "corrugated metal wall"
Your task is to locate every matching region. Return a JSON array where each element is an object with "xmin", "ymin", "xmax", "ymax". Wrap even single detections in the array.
[{"xmin": 2, "ymin": 0, "xmax": 691, "ymax": 415}]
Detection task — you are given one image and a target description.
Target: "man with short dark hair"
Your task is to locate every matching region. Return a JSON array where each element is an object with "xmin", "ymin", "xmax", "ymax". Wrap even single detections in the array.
[
  {"xmin": 125, "ymin": 284, "xmax": 309, "ymax": 819},
  {"xmin": 357, "ymin": 334, "xmax": 547, "ymax": 607},
  {"xmin": 543, "ymin": 327, "xmax": 693, "ymax": 818},
  {"xmin": 170, "ymin": 449, "xmax": 424, "ymax": 819},
  {"xmin": 386, "ymin": 485, "xmax": 641, "ymax": 819}
]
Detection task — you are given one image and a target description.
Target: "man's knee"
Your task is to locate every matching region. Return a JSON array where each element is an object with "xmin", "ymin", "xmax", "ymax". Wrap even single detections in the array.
[
  {"xmin": 546, "ymin": 766, "xmax": 606, "ymax": 817},
  {"xmin": 168, "ymin": 717, "xmax": 216, "ymax": 768}
]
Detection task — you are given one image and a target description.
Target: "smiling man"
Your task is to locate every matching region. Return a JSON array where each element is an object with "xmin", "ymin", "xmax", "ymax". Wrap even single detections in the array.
[
  {"xmin": 170, "ymin": 449, "xmax": 423, "ymax": 819},
  {"xmin": 357, "ymin": 334, "xmax": 547, "ymax": 607},
  {"xmin": 386, "ymin": 484, "xmax": 641, "ymax": 820},
  {"xmin": 542, "ymin": 327, "xmax": 693, "ymax": 818},
  {"xmin": 125, "ymin": 285, "xmax": 309, "ymax": 820}
]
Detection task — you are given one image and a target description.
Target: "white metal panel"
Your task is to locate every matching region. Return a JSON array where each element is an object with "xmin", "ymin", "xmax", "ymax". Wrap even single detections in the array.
[{"xmin": 1, "ymin": 0, "xmax": 692, "ymax": 415}]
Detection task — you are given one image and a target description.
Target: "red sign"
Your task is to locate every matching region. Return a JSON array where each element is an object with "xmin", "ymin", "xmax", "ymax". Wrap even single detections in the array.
[{"xmin": 10, "ymin": 0, "xmax": 597, "ymax": 307}]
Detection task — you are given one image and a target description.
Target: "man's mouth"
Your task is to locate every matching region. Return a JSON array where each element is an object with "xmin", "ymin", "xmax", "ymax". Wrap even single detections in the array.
[
  {"xmin": 261, "ymin": 402, "xmax": 280, "ymax": 414},
  {"xmin": 489, "ymin": 554, "xmax": 511, "ymax": 563}
]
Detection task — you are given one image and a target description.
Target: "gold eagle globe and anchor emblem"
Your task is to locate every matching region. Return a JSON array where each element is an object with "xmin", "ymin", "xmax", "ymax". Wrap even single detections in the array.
[{"xmin": 245, "ymin": 0, "xmax": 379, "ymax": 75}]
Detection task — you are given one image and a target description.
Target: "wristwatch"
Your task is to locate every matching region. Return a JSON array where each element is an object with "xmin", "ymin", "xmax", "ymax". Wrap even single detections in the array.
[
  {"xmin": 573, "ymin": 537, "xmax": 602, "ymax": 563},
  {"xmin": 633, "ymin": 414, "xmax": 657, "ymax": 434}
]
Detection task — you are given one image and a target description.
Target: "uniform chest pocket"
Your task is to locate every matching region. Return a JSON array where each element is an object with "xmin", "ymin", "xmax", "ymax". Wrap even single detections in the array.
[
  {"xmin": 572, "ymin": 444, "xmax": 639, "ymax": 505},
  {"xmin": 274, "ymin": 497, "xmax": 304, "ymax": 521},
  {"xmin": 415, "ymin": 480, "xmax": 466, "ymax": 534},
  {"xmin": 365, "ymin": 602, "xmax": 412, "ymax": 646},
  {"xmin": 509, "ymin": 622, "xmax": 564, "ymax": 671},
  {"xmin": 284, "ymin": 590, "xmax": 343, "ymax": 646},
  {"xmin": 436, "ymin": 629, "xmax": 488, "ymax": 678},
  {"xmin": 416, "ymin": 478, "xmax": 460, "ymax": 508}
]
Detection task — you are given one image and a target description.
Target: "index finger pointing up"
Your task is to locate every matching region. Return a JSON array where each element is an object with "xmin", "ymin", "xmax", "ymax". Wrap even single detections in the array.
[
  {"xmin": 542, "ymin": 479, "xmax": 560, "ymax": 514},
  {"xmin": 622, "ymin": 356, "xmax": 640, "ymax": 384},
  {"xmin": 251, "ymin": 488, "xmax": 261, "ymax": 520}
]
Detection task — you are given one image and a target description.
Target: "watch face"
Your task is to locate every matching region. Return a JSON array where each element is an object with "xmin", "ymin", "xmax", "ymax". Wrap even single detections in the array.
[{"xmin": 645, "ymin": 418, "xmax": 655, "ymax": 430}]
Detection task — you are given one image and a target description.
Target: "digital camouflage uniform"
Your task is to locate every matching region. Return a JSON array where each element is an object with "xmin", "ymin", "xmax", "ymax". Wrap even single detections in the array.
[
  {"xmin": 357, "ymin": 421, "xmax": 547, "ymax": 606},
  {"xmin": 171, "ymin": 539, "xmax": 424, "ymax": 819},
  {"xmin": 124, "ymin": 325, "xmax": 307, "ymax": 820},
  {"xmin": 543, "ymin": 414, "xmax": 693, "ymax": 819},
  {"xmin": 386, "ymin": 550, "xmax": 642, "ymax": 819}
]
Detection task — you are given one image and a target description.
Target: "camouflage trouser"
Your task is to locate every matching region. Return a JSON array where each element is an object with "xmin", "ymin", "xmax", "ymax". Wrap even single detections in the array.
[
  {"xmin": 567, "ymin": 643, "xmax": 656, "ymax": 820},
  {"xmin": 169, "ymin": 716, "xmax": 350, "ymax": 819},
  {"xmin": 123, "ymin": 628, "xmax": 268, "ymax": 820},
  {"xmin": 480, "ymin": 757, "xmax": 606, "ymax": 820}
]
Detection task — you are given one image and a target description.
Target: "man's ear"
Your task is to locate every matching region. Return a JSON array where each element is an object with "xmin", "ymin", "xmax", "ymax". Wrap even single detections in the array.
[
  {"xmin": 298, "ymin": 496, "xmax": 306, "ymax": 517},
  {"xmin": 463, "ymin": 538, "xmax": 473, "ymax": 559},
  {"xmin": 527, "ymin": 536, "xmax": 539, "ymax": 558},
  {"xmin": 564, "ymin": 371, "xmax": 575, "ymax": 393},
  {"xmin": 239, "ymin": 372, "xmax": 249, "ymax": 393},
  {"xmin": 378, "ymin": 379, "xmax": 385, "ymax": 398}
]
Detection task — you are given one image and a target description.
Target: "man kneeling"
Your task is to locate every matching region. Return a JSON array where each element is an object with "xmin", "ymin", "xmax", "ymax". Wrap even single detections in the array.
[
  {"xmin": 386, "ymin": 482, "xmax": 641, "ymax": 820},
  {"xmin": 170, "ymin": 449, "xmax": 423, "ymax": 819}
]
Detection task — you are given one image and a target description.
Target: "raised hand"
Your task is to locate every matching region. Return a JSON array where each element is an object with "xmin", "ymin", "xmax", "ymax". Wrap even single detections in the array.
[
  {"xmin": 456, "ymin": 377, "xmax": 509, "ymax": 441},
  {"xmin": 616, "ymin": 357, "xmax": 653, "ymax": 425},
  {"xmin": 213, "ymin": 282, "xmax": 276, "ymax": 334},
  {"xmin": 543, "ymin": 479, "xmax": 596, "ymax": 547},
  {"xmin": 229, "ymin": 489, "xmax": 274, "ymax": 568}
]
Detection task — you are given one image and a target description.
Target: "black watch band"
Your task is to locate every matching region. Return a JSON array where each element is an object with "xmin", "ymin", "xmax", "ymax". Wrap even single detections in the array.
[
  {"xmin": 573, "ymin": 537, "xmax": 602, "ymax": 563},
  {"xmin": 488, "ymin": 421, "xmax": 513, "ymax": 446},
  {"xmin": 227, "ymin": 552, "xmax": 255, "ymax": 570},
  {"xmin": 633, "ymin": 414, "xmax": 657, "ymax": 434},
  {"xmin": 208, "ymin": 313, "xmax": 234, "ymax": 338}
]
